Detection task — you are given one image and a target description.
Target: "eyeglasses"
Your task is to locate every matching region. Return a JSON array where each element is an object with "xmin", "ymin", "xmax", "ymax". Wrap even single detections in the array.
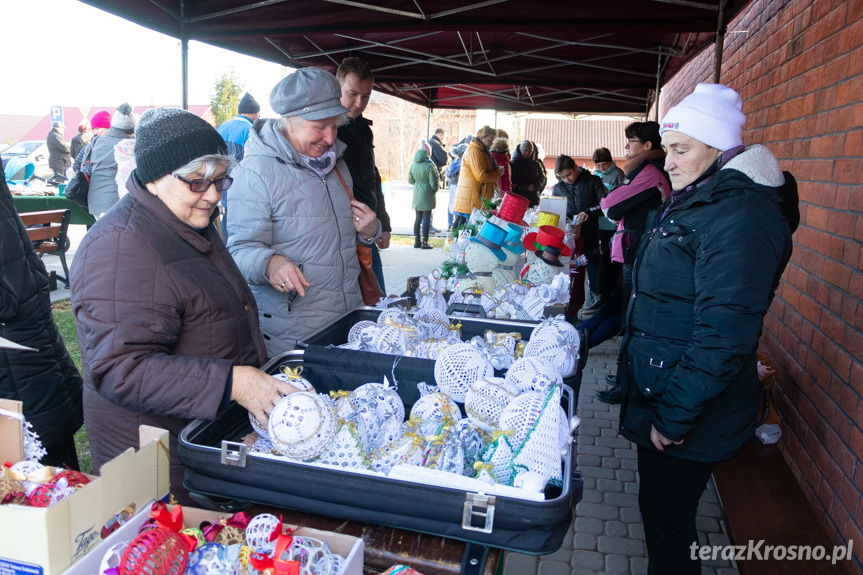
[
  {"xmin": 625, "ymin": 139, "xmax": 644, "ymax": 145},
  {"xmin": 173, "ymin": 173, "xmax": 233, "ymax": 193}
]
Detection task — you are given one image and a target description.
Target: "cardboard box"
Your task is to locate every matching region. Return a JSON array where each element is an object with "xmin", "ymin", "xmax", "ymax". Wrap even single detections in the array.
[
  {"xmin": 0, "ymin": 409, "xmax": 170, "ymax": 575},
  {"xmin": 538, "ymin": 196, "xmax": 568, "ymax": 230},
  {"xmin": 65, "ymin": 503, "xmax": 365, "ymax": 575}
]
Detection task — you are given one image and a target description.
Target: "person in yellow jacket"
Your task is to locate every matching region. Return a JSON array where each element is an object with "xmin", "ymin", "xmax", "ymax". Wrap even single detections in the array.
[{"xmin": 451, "ymin": 125, "xmax": 503, "ymax": 229}]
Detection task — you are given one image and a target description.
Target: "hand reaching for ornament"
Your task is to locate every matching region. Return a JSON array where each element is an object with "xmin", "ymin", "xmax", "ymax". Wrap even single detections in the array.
[{"xmin": 231, "ymin": 365, "xmax": 301, "ymax": 426}]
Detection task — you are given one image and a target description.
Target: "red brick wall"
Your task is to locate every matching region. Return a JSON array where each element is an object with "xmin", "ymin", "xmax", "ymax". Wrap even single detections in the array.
[{"xmin": 661, "ymin": 0, "xmax": 863, "ymax": 568}]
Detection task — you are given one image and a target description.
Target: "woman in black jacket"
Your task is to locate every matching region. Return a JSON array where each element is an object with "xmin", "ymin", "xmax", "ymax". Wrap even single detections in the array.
[
  {"xmin": 0, "ymin": 177, "xmax": 83, "ymax": 469},
  {"xmin": 618, "ymin": 83, "xmax": 798, "ymax": 574}
]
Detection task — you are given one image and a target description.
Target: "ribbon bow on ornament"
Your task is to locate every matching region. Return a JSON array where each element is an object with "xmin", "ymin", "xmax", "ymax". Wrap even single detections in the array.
[
  {"xmin": 280, "ymin": 366, "xmax": 304, "ymax": 381},
  {"xmin": 146, "ymin": 501, "xmax": 199, "ymax": 552}
]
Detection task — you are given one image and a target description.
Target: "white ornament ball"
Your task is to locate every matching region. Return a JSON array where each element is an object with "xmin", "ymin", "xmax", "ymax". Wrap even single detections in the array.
[
  {"xmin": 434, "ymin": 343, "xmax": 494, "ymax": 402},
  {"xmin": 464, "ymin": 377, "xmax": 519, "ymax": 430},
  {"xmin": 268, "ymin": 392, "xmax": 338, "ymax": 460}
]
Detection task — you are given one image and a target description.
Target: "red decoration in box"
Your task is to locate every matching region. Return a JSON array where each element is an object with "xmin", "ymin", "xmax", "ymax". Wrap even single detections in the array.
[
  {"xmin": 52, "ymin": 469, "xmax": 90, "ymax": 487},
  {"xmin": 119, "ymin": 527, "xmax": 189, "ymax": 575},
  {"xmin": 25, "ymin": 483, "xmax": 56, "ymax": 507}
]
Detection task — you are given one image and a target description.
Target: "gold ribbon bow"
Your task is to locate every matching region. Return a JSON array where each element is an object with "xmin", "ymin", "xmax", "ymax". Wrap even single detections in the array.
[
  {"xmin": 280, "ymin": 365, "xmax": 304, "ymax": 380},
  {"xmin": 491, "ymin": 429, "xmax": 515, "ymax": 442},
  {"xmin": 473, "ymin": 461, "xmax": 495, "ymax": 474}
]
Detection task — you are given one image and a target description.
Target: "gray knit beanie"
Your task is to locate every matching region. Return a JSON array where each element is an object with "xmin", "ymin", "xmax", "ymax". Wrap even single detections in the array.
[
  {"xmin": 111, "ymin": 102, "xmax": 138, "ymax": 133},
  {"xmin": 238, "ymin": 92, "xmax": 261, "ymax": 114},
  {"xmin": 134, "ymin": 108, "xmax": 228, "ymax": 184}
]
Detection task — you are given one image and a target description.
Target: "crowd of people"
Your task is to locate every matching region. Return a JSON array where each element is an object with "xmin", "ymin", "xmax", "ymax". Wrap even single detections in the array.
[{"xmin": 5, "ymin": 71, "xmax": 798, "ymax": 574}]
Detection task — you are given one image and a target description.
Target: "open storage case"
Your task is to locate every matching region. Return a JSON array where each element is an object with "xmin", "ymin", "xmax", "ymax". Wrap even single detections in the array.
[{"xmin": 179, "ymin": 311, "xmax": 585, "ymax": 573}]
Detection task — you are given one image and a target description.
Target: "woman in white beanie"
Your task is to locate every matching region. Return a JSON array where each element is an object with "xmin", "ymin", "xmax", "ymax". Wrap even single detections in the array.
[{"xmin": 615, "ymin": 83, "xmax": 799, "ymax": 574}]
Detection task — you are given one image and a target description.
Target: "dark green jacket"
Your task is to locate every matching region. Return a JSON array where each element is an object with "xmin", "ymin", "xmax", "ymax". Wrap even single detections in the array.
[
  {"xmin": 408, "ymin": 149, "xmax": 439, "ymax": 212},
  {"xmin": 619, "ymin": 145, "xmax": 798, "ymax": 462}
]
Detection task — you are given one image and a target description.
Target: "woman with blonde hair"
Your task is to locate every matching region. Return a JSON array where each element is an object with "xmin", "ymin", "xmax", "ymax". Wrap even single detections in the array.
[{"xmin": 451, "ymin": 126, "xmax": 502, "ymax": 229}]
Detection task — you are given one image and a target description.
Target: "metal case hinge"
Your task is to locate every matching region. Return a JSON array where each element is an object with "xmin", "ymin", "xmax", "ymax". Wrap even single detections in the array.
[
  {"xmin": 220, "ymin": 441, "xmax": 248, "ymax": 468},
  {"xmin": 462, "ymin": 493, "xmax": 496, "ymax": 533}
]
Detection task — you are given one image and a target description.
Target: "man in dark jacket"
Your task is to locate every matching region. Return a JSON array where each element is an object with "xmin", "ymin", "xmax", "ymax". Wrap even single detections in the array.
[
  {"xmin": 46, "ymin": 122, "xmax": 71, "ymax": 178},
  {"xmin": 551, "ymin": 154, "xmax": 607, "ymax": 313},
  {"xmin": 429, "ymin": 128, "xmax": 448, "ymax": 188},
  {"xmin": 618, "ymin": 83, "xmax": 798, "ymax": 575},
  {"xmin": 509, "ymin": 140, "xmax": 545, "ymax": 207},
  {"xmin": 337, "ymin": 57, "xmax": 392, "ymax": 293},
  {"xmin": 0, "ymin": 177, "xmax": 83, "ymax": 469}
]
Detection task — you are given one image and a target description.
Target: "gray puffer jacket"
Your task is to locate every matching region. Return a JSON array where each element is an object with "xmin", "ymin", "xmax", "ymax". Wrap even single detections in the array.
[
  {"xmin": 87, "ymin": 127, "xmax": 132, "ymax": 217},
  {"xmin": 227, "ymin": 120, "xmax": 364, "ymax": 356}
]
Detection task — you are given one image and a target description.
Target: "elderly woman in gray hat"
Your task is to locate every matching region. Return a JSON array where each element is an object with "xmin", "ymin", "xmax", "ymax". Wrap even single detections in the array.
[{"xmin": 228, "ymin": 67, "xmax": 380, "ymax": 357}]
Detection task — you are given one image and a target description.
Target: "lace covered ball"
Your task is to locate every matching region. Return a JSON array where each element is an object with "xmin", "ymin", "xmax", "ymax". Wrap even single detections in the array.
[
  {"xmin": 268, "ymin": 392, "xmax": 338, "ymax": 461},
  {"xmin": 434, "ymin": 343, "xmax": 494, "ymax": 402}
]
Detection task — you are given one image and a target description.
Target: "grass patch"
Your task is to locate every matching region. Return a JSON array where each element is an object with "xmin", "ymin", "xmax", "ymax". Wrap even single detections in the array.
[{"xmin": 52, "ymin": 301, "xmax": 92, "ymax": 473}]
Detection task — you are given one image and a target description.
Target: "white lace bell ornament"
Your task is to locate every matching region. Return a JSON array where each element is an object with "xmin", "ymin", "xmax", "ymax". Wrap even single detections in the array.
[
  {"xmin": 315, "ymin": 422, "xmax": 372, "ymax": 470},
  {"xmin": 500, "ymin": 387, "xmax": 562, "ymax": 490},
  {"xmin": 268, "ymin": 392, "xmax": 338, "ymax": 461},
  {"xmin": 99, "ymin": 541, "xmax": 130, "ymax": 575},
  {"xmin": 434, "ymin": 343, "xmax": 494, "ymax": 402},
  {"xmin": 523, "ymin": 328, "xmax": 578, "ymax": 378},
  {"xmin": 478, "ymin": 430, "xmax": 516, "ymax": 485},
  {"xmin": 505, "ymin": 356, "xmax": 563, "ymax": 395},
  {"xmin": 464, "ymin": 377, "xmax": 519, "ymax": 431},
  {"xmin": 245, "ymin": 513, "xmax": 282, "ymax": 552}
]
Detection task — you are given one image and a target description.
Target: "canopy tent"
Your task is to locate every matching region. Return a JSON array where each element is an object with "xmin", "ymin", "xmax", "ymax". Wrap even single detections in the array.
[{"xmin": 78, "ymin": 0, "xmax": 748, "ymax": 114}]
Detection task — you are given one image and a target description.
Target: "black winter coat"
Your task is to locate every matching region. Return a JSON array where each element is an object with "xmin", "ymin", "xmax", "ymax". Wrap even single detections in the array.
[
  {"xmin": 509, "ymin": 147, "xmax": 546, "ymax": 207},
  {"xmin": 338, "ymin": 116, "xmax": 391, "ymax": 232},
  {"xmin": 46, "ymin": 126, "xmax": 71, "ymax": 173},
  {"xmin": 551, "ymin": 167, "xmax": 606, "ymax": 248},
  {"xmin": 0, "ymin": 178, "xmax": 83, "ymax": 460},
  {"xmin": 618, "ymin": 145, "xmax": 798, "ymax": 462}
]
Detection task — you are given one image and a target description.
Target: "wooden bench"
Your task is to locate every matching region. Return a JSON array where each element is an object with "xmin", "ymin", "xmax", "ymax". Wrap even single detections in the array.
[
  {"xmin": 20, "ymin": 209, "xmax": 71, "ymax": 289},
  {"xmin": 712, "ymin": 439, "xmax": 852, "ymax": 574}
]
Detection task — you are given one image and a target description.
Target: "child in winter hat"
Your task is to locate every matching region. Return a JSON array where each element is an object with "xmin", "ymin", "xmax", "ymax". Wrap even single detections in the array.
[
  {"xmin": 111, "ymin": 102, "xmax": 138, "ymax": 134},
  {"xmin": 90, "ymin": 110, "xmax": 112, "ymax": 130},
  {"xmin": 658, "ymin": 83, "xmax": 746, "ymax": 151}
]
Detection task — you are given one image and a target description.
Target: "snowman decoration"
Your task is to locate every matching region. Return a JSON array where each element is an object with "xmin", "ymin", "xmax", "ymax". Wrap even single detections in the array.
[
  {"xmin": 521, "ymin": 225, "xmax": 571, "ymax": 286},
  {"xmin": 462, "ymin": 220, "xmax": 508, "ymax": 295}
]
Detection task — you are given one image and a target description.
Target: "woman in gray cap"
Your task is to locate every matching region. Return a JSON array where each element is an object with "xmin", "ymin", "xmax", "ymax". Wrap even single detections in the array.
[
  {"xmin": 227, "ymin": 67, "xmax": 380, "ymax": 357},
  {"xmin": 70, "ymin": 107, "xmax": 299, "ymax": 504}
]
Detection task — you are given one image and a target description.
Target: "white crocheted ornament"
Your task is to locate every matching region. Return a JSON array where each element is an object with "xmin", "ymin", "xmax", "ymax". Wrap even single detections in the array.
[
  {"xmin": 251, "ymin": 435, "xmax": 277, "ymax": 455},
  {"xmin": 248, "ymin": 413, "xmax": 270, "ymax": 440},
  {"xmin": 349, "ymin": 381, "xmax": 405, "ymax": 451},
  {"xmin": 372, "ymin": 325, "xmax": 408, "ymax": 355},
  {"xmin": 501, "ymin": 387, "xmax": 562, "ymax": 490},
  {"xmin": 523, "ymin": 258, "xmax": 558, "ymax": 286},
  {"xmin": 187, "ymin": 543, "xmax": 238, "ymax": 575},
  {"xmin": 505, "ymin": 356, "xmax": 563, "ymax": 395},
  {"xmin": 464, "ymin": 377, "xmax": 519, "ymax": 431},
  {"xmin": 315, "ymin": 423, "xmax": 371, "ymax": 470},
  {"xmin": 479, "ymin": 430, "xmax": 516, "ymax": 485},
  {"xmin": 530, "ymin": 318, "xmax": 580, "ymax": 348},
  {"xmin": 416, "ymin": 270, "xmax": 448, "ymax": 314},
  {"xmin": 370, "ymin": 432, "xmax": 425, "ymax": 474},
  {"xmin": 9, "ymin": 461, "xmax": 45, "ymax": 496},
  {"xmin": 434, "ymin": 343, "xmax": 494, "ymax": 402},
  {"xmin": 523, "ymin": 329, "xmax": 577, "ymax": 377},
  {"xmin": 268, "ymin": 392, "xmax": 338, "ymax": 461},
  {"xmin": 245, "ymin": 513, "xmax": 281, "ymax": 551},
  {"xmin": 410, "ymin": 391, "xmax": 463, "ymax": 423},
  {"xmin": 412, "ymin": 308, "xmax": 450, "ymax": 340}
]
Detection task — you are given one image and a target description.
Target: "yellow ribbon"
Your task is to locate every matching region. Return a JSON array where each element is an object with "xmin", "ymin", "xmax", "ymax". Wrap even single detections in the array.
[
  {"xmin": 383, "ymin": 316, "xmax": 417, "ymax": 335},
  {"xmin": 491, "ymin": 429, "xmax": 515, "ymax": 442},
  {"xmin": 329, "ymin": 390, "xmax": 351, "ymax": 399},
  {"xmin": 473, "ymin": 461, "xmax": 494, "ymax": 473},
  {"xmin": 280, "ymin": 365, "xmax": 304, "ymax": 380}
]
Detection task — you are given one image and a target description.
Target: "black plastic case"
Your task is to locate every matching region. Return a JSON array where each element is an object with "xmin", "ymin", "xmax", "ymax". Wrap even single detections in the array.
[{"xmin": 179, "ymin": 349, "xmax": 583, "ymax": 555}]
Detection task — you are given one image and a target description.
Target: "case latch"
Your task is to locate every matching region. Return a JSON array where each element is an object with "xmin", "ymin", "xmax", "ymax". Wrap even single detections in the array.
[
  {"xmin": 220, "ymin": 441, "xmax": 248, "ymax": 468},
  {"xmin": 462, "ymin": 493, "xmax": 496, "ymax": 533}
]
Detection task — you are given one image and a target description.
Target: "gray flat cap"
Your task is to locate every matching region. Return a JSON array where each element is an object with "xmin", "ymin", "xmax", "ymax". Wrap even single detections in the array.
[{"xmin": 270, "ymin": 67, "xmax": 349, "ymax": 120}]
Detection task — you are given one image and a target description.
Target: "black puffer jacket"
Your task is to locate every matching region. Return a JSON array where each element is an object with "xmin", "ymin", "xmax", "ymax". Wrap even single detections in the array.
[
  {"xmin": 0, "ymin": 178, "xmax": 83, "ymax": 460},
  {"xmin": 551, "ymin": 167, "xmax": 606, "ymax": 248},
  {"xmin": 338, "ymin": 115, "xmax": 391, "ymax": 232},
  {"xmin": 618, "ymin": 145, "xmax": 798, "ymax": 462}
]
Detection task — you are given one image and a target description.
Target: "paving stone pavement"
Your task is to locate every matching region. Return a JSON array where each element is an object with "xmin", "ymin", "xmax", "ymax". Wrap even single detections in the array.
[{"xmin": 501, "ymin": 338, "xmax": 741, "ymax": 575}]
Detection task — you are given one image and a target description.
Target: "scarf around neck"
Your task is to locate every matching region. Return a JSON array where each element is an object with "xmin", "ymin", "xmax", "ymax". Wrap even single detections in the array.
[{"xmin": 300, "ymin": 146, "xmax": 338, "ymax": 179}]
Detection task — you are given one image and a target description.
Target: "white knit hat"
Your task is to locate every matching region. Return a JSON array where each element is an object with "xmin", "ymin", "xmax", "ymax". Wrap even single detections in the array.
[{"xmin": 659, "ymin": 83, "xmax": 746, "ymax": 151}]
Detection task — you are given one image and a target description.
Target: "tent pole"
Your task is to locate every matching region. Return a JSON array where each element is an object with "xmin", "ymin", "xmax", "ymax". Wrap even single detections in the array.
[
  {"xmin": 712, "ymin": 0, "xmax": 728, "ymax": 84},
  {"xmin": 181, "ymin": 0, "xmax": 189, "ymax": 110},
  {"xmin": 426, "ymin": 106, "xmax": 431, "ymax": 139},
  {"xmin": 653, "ymin": 52, "xmax": 661, "ymax": 121}
]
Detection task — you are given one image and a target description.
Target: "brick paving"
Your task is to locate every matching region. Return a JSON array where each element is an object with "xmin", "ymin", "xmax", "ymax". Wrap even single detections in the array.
[{"xmin": 502, "ymin": 338, "xmax": 741, "ymax": 575}]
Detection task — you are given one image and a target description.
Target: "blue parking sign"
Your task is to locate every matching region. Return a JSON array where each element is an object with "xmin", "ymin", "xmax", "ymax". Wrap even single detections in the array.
[{"xmin": 50, "ymin": 106, "xmax": 64, "ymax": 124}]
